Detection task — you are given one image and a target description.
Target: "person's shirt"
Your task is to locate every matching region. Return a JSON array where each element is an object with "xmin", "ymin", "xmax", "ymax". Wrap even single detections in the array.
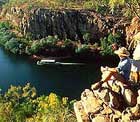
[{"xmin": 117, "ymin": 57, "xmax": 131, "ymax": 81}]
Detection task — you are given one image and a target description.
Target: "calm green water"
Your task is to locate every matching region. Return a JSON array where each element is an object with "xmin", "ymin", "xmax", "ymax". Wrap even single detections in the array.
[{"xmin": 0, "ymin": 47, "xmax": 105, "ymax": 99}]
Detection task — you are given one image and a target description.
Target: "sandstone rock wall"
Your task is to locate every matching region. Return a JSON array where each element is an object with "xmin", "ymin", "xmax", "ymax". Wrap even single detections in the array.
[
  {"xmin": 1, "ymin": 7, "xmax": 129, "ymax": 42},
  {"xmin": 74, "ymin": 80, "xmax": 140, "ymax": 122},
  {"xmin": 126, "ymin": 16, "xmax": 140, "ymax": 50}
]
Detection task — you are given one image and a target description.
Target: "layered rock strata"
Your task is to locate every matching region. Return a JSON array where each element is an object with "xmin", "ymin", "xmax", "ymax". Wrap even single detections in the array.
[{"xmin": 1, "ymin": 7, "xmax": 128, "ymax": 41}]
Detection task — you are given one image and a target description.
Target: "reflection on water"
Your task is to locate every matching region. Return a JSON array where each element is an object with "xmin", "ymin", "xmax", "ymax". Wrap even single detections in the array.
[{"xmin": 0, "ymin": 47, "xmax": 103, "ymax": 99}]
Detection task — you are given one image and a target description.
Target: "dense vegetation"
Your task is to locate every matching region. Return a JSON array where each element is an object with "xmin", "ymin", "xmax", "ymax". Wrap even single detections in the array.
[
  {"xmin": 0, "ymin": 0, "xmax": 140, "ymax": 18},
  {"xmin": 0, "ymin": 21, "xmax": 121, "ymax": 56},
  {"xmin": 100, "ymin": 33, "xmax": 121, "ymax": 56},
  {"xmin": 0, "ymin": 1, "xmax": 136, "ymax": 121},
  {"xmin": 0, "ymin": 83, "xmax": 76, "ymax": 122},
  {"xmin": 1, "ymin": 0, "xmax": 138, "ymax": 57}
]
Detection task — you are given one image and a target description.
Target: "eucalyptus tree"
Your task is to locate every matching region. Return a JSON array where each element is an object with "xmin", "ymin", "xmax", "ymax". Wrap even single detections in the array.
[{"xmin": 108, "ymin": 0, "xmax": 140, "ymax": 17}]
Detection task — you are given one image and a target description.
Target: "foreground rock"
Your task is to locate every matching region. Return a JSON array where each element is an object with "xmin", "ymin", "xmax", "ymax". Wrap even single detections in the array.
[{"xmin": 74, "ymin": 80, "xmax": 140, "ymax": 122}]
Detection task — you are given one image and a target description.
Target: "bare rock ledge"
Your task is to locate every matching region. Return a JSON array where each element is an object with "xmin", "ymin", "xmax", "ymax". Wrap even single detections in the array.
[{"xmin": 74, "ymin": 80, "xmax": 140, "ymax": 122}]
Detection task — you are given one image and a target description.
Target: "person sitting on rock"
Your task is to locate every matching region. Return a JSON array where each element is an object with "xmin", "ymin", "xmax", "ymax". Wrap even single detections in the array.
[
  {"xmin": 100, "ymin": 47, "xmax": 131, "ymax": 85},
  {"xmin": 91, "ymin": 47, "xmax": 137, "ymax": 108}
]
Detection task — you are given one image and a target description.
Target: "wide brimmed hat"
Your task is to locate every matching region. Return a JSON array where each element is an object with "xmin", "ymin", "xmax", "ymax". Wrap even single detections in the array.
[
  {"xmin": 114, "ymin": 47, "xmax": 130, "ymax": 57},
  {"xmin": 133, "ymin": 32, "xmax": 140, "ymax": 42}
]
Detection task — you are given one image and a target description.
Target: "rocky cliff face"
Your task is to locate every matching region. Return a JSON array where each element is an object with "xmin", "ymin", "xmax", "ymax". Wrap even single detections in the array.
[
  {"xmin": 1, "ymin": 7, "xmax": 129, "ymax": 42},
  {"xmin": 74, "ymin": 80, "xmax": 140, "ymax": 122},
  {"xmin": 126, "ymin": 16, "xmax": 140, "ymax": 50}
]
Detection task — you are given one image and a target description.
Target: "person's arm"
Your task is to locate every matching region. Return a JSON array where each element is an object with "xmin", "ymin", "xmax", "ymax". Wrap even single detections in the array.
[
  {"xmin": 101, "ymin": 66, "xmax": 118, "ymax": 72},
  {"xmin": 107, "ymin": 67, "xmax": 118, "ymax": 72}
]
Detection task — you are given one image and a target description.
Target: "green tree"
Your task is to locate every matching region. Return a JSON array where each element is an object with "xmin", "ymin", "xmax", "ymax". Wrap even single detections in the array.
[
  {"xmin": 100, "ymin": 33, "xmax": 121, "ymax": 56},
  {"xmin": 5, "ymin": 38, "xmax": 20, "ymax": 54},
  {"xmin": 0, "ymin": 84, "xmax": 76, "ymax": 122},
  {"xmin": 30, "ymin": 41, "xmax": 42, "ymax": 54}
]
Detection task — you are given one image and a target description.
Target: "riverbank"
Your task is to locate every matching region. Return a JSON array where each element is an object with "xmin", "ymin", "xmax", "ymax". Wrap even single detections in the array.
[
  {"xmin": 0, "ymin": 0, "xmax": 139, "ymax": 60},
  {"xmin": 30, "ymin": 53, "xmax": 119, "ymax": 64},
  {"xmin": 0, "ymin": 3, "xmax": 129, "ymax": 58},
  {"xmin": 0, "ymin": 21, "xmax": 122, "ymax": 63}
]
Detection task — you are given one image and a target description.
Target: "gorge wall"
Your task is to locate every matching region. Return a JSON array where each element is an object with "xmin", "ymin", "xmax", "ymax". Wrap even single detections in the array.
[{"xmin": 1, "ymin": 7, "xmax": 129, "ymax": 42}]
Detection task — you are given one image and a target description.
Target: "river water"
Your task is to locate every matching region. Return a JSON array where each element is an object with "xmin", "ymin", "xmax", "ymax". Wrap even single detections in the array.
[{"xmin": 0, "ymin": 47, "xmax": 115, "ymax": 99}]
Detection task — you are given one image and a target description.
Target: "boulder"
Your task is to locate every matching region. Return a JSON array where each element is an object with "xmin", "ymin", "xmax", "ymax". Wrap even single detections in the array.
[
  {"xmin": 110, "ymin": 111, "xmax": 122, "ymax": 122},
  {"xmin": 93, "ymin": 88, "xmax": 110, "ymax": 103},
  {"xmin": 123, "ymin": 89, "xmax": 137, "ymax": 107},
  {"xmin": 81, "ymin": 89, "xmax": 103, "ymax": 114},
  {"xmin": 74, "ymin": 101, "xmax": 90, "ymax": 122},
  {"xmin": 121, "ymin": 113, "xmax": 131, "ymax": 122},
  {"xmin": 111, "ymin": 82, "xmax": 121, "ymax": 93},
  {"xmin": 122, "ymin": 104, "xmax": 140, "ymax": 121},
  {"xmin": 91, "ymin": 115, "xmax": 110, "ymax": 122},
  {"xmin": 109, "ymin": 92, "xmax": 120, "ymax": 109},
  {"xmin": 137, "ymin": 90, "xmax": 140, "ymax": 104},
  {"xmin": 74, "ymin": 79, "xmax": 140, "ymax": 122},
  {"xmin": 100, "ymin": 103, "xmax": 113, "ymax": 115}
]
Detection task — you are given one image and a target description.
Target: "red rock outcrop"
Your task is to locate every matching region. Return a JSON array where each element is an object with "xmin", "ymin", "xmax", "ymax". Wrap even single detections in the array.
[
  {"xmin": 1, "ymin": 7, "xmax": 128, "ymax": 42},
  {"xmin": 74, "ymin": 80, "xmax": 140, "ymax": 122},
  {"xmin": 126, "ymin": 16, "xmax": 140, "ymax": 49}
]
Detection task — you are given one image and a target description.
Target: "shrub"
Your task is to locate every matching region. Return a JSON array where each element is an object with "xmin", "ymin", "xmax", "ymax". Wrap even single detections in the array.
[
  {"xmin": 0, "ymin": 84, "xmax": 76, "ymax": 122},
  {"xmin": 107, "ymin": 33, "xmax": 121, "ymax": 44},
  {"xmin": 83, "ymin": 33, "xmax": 91, "ymax": 44},
  {"xmin": 5, "ymin": 38, "xmax": 20, "ymax": 54},
  {"xmin": 0, "ymin": 33, "xmax": 10, "ymax": 45},
  {"xmin": 0, "ymin": 21, "xmax": 12, "ymax": 30},
  {"xmin": 0, "ymin": 22, "xmax": 17, "ymax": 47},
  {"xmin": 75, "ymin": 44, "xmax": 91, "ymax": 54},
  {"xmin": 96, "ymin": 5, "xmax": 109, "ymax": 14},
  {"xmin": 63, "ymin": 39, "xmax": 75, "ymax": 49},
  {"xmin": 100, "ymin": 33, "xmax": 121, "ymax": 56},
  {"xmin": 30, "ymin": 41, "xmax": 42, "ymax": 54},
  {"xmin": 46, "ymin": 35, "xmax": 59, "ymax": 47},
  {"xmin": 29, "ymin": 35, "xmax": 59, "ymax": 54},
  {"xmin": 83, "ymin": 1, "xmax": 96, "ymax": 9},
  {"xmin": 100, "ymin": 37, "xmax": 113, "ymax": 56},
  {"xmin": 25, "ymin": 46, "xmax": 32, "ymax": 55},
  {"xmin": 2, "ymin": 0, "xmax": 140, "ymax": 17},
  {"xmin": 0, "ymin": 31, "xmax": 15, "ymax": 45}
]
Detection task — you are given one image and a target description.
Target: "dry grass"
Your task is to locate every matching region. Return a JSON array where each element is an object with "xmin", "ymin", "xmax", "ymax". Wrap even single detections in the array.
[{"xmin": 3, "ymin": 0, "xmax": 86, "ymax": 10}]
